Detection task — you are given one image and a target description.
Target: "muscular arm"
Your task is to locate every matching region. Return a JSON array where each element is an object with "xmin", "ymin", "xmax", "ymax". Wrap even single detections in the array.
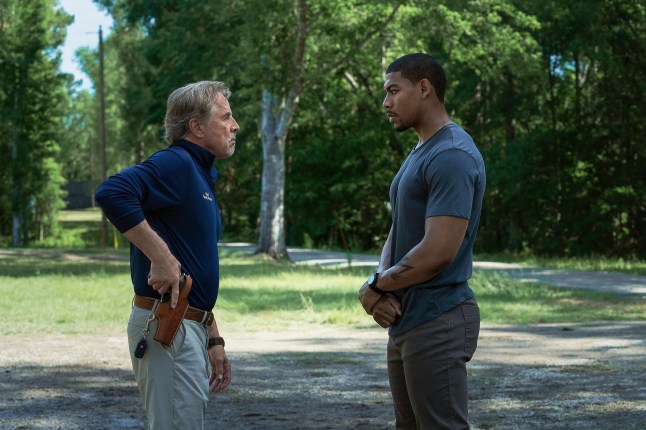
[
  {"xmin": 377, "ymin": 226, "xmax": 393, "ymax": 272},
  {"xmin": 359, "ymin": 226, "xmax": 402, "ymax": 326},
  {"xmin": 360, "ymin": 215, "xmax": 468, "ymax": 317},
  {"xmin": 378, "ymin": 216, "xmax": 468, "ymax": 291},
  {"xmin": 359, "ymin": 226, "xmax": 393, "ymax": 311}
]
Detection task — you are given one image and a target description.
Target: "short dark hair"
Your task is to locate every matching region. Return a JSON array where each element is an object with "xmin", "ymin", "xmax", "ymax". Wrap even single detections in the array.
[{"xmin": 386, "ymin": 53, "xmax": 446, "ymax": 103}]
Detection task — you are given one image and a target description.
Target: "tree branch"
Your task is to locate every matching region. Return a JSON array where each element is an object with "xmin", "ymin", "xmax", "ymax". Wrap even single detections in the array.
[
  {"xmin": 320, "ymin": 1, "xmax": 403, "ymax": 75},
  {"xmin": 276, "ymin": 0, "xmax": 308, "ymax": 140}
]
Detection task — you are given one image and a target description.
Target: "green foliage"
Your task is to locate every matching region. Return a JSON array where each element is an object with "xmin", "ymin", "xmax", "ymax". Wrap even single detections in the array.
[
  {"xmin": 16, "ymin": 0, "xmax": 640, "ymax": 257},
  {"xmin": 428, "ymin": 0, "xmax": 646, "ymax": 257},
  {"xmin": 0, "ymin": 0, "xmax": 72, "ymax": 246},
  {"xmin": 59, "ymin": 90, "xmax": 96, "ymax": 181},
  {"xmin": 83, "ymin": 0, "xmax": 646, "ymax": 258}
]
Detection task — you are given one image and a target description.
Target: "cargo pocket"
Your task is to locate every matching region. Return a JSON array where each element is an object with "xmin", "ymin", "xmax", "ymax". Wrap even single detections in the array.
[{"xmin": 462, "ymin": 300, "xmax": 480, "ymax": 361}]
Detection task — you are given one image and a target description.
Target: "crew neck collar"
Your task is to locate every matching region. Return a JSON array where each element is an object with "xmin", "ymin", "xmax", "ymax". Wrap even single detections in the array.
[{"xmin": 413, "ymin": 122, "xmax": 454, "ymax": 152}]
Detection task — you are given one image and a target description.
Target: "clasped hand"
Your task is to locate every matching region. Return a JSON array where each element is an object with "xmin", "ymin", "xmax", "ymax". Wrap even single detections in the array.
[{"xmin": 358, "ymin": 282, "xmax": 402, "ymax": 328}]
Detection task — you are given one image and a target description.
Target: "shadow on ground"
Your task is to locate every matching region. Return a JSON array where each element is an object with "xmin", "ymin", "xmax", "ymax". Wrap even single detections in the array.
[
  {"xmin": 0, "ymin": 348, "xmax": 394, "ymax": 430},
  {"xmin": 1, "ymin": 322, "xmax": 645, "ymax": 429},
  {"xmin": 0, "ymin": 365, "xmax": 143, "ymax": 430}
]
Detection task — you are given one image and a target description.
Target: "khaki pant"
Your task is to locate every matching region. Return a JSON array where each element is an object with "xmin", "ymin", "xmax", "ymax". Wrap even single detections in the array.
[
  {"xmin": 387, "ymin": 298, "xmax": 480, "ymax": 430},
  {"xmin": 128, "ymin": 306, "xmax": 210, "ymax": 430}
]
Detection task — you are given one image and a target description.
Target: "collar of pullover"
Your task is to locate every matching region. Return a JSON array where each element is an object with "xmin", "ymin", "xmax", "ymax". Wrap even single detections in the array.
[{"xmin": 175, "ymin": 139, "xmax": 216, "ymax": 170}]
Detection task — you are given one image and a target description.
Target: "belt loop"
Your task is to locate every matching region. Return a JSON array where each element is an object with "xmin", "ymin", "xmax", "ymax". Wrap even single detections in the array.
[{"xmin": 199, "ymin": 311, "xmax": 208, "ymax": 325}]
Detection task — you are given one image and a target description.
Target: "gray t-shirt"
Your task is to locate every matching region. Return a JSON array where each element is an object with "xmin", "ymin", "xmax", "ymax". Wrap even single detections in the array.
[{"xmin": 388, "ymin": 122, "xmax": 486, "ymax": 336}]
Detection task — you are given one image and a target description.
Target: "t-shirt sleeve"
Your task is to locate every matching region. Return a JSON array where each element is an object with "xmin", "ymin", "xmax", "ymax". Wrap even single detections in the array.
[
  {"xmin": 424, "ymin": 149, "xmax": 479, "ymax": 219},
  {"xmin": 95, "ymin": 150, "xmax": 188, "ymax": 233}
]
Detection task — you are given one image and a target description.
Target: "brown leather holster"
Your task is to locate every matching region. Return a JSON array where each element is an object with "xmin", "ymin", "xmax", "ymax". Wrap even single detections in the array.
[{"xmin": 154, "ymin": 274, "xmax": 192, "ymax": 346}]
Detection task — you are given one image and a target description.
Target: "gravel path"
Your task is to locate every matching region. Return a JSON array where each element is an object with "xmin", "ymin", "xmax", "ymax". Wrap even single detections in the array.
[{"xmin": 1, "ymin": 322, "xmax": 644, "ymax": 429}]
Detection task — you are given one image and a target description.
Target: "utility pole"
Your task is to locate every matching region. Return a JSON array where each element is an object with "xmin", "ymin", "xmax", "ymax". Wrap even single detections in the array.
[
  {"xmin": 98, "ymin": 26, "xmax": 108, "ymax": 247},
  {"xmin": 89, "ymin": 134, "xmax": 95, "ymax": 208}
]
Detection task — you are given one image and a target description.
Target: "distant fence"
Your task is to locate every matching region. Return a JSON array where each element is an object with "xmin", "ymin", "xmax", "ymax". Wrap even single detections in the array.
[{"xmin": 62, "ymin": 180, "xmax": 94, "ymax": 209}]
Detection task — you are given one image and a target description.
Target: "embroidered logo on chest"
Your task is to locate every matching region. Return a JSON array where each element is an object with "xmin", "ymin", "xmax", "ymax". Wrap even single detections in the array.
[{"xmin": 202, "ymin": 192, "xmax": 213, "ymax": 201}]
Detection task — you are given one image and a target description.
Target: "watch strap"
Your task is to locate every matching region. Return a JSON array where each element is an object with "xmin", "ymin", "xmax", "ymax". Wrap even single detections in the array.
[
  {"xmin": 368, "ymin": 273, "xmax": 387, "ymax": 295},
  {"xmin": 207, "ymin": 337, "xmax": 225, "ymax": 349}
]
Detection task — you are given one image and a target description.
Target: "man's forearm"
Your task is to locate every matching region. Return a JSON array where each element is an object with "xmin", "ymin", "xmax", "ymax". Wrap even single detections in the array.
[
  {"xmin": 207, "ymin": 320, "xmax": 221, "ymax": 339},
  {"xmin": 359, "ymin": 227, "xmax": 394, "ymax": 315},
  {"xmin": 124, "ymin": 220, "xmax": 181, "ymax": 299},
  {"xmin": 377, "ymin": 227, "xmax": 393, "ymax": 272},
  {"xmin": 375, "ymin": 216, "xmax": 468, "ymax": 292},
  {"xmin": 123, "ymin": 220, "xmax": 174, "ymax": 265},
  {"xmin": 377, "ymin": 245, "xmax": 450, "ymax": 292}
]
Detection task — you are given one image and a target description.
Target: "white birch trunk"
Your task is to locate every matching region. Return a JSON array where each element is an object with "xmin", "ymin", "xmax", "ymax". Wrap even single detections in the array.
[
  {"xmin": 257, "ymin": 90, "xmax": 288, "ymax": 259},
  {"xmin": 256, "ymin": 0, "xmax": 308, "ymax": 260},
  {"xmin": 254, "ymin": 1, "xmax": 399, "ymax": 259}
]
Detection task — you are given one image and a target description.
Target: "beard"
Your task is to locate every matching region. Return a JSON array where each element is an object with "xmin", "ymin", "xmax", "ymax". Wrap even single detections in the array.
[{"xmin": 395, "ymin": 123, "xmax": 411, "ymax": 132}]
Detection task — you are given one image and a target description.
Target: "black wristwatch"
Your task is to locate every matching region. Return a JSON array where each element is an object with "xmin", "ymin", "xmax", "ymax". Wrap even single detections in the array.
[{"xmin": 367, "ymin": 272, "xmax": 387, "ymax": 295}]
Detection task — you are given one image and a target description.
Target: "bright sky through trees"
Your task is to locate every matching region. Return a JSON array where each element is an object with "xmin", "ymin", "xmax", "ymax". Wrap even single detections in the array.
[{"xmin": 58, "ymin": 0, "xmax": 113, "ymax": 90}]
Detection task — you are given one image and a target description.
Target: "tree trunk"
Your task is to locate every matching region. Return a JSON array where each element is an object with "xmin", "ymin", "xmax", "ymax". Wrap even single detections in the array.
[
  {"xmin": 257, "ymin": 90, "xmax": 288, "ymax": 259},
  {"xmin": 98, "ymin": 27, "xmax": 109, "ymax": 247},
  {"xmin": 256, "ymin": 0, "xmax": 308, "ymax": 260},
  {"xmin": 11, "ymin": 73, "xmax": 21, "ymax": 247},
  {"xmin": 11, "ymin": 213, "xmax": 20, "ymax": 248},
  {"xmin": 255, "ymin": 0, "xmax": 400, "ymax": 259}
]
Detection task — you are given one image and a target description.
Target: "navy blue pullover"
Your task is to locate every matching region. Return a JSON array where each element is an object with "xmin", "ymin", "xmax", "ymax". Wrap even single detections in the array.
[{"xmin": 95, "ymin": 139, "xmax": 222, "ymax": 311}]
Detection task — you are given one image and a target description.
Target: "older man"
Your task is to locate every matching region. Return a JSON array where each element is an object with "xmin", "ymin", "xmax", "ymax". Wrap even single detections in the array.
[{"xmin": 96, "ymin": 81, "xmax": 239, "ymax": 429}]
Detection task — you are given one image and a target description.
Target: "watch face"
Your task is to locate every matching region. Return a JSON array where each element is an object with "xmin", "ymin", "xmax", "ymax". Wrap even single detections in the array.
[{"xmin": 367, "ymin": 273, "xmax": 377, "ymax": 286}]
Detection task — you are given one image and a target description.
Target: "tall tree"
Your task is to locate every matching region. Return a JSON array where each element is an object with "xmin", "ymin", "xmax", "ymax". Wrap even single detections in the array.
[
  {"xmin": 0, "ymin": 0, "xmax": 72, "ymax": 246},
  {"xmin": 89, "ymin": 0, "xmax": 646, "ymax": 258},
  {"xmin": 250, "ymin": 0, "xmax": 402, "ymax": 259},
  {"xmin": 256, "ymin": 0, "xmax": 308, "ymax": 259},
  {"xmin": 97, "ymin": 0, "xmax": 402, "ymax": 259}
]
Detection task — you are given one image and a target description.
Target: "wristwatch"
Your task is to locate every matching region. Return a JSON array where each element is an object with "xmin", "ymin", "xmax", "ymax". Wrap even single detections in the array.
[
  {"xmin": 207, "ymin": 337, "xmax": 225, "ymax": 349},
  {"xmin": 367, "ymin": 272, "xmax": 387, "ymax": 295}
]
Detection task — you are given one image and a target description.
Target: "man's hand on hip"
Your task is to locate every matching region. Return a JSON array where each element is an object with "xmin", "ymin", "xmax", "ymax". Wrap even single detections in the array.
[
  {"xmin": 148, "ymin": 254, "xmax": 181, "ymax": 307},
  {"xmin": 123, "ymin": 220, "xmax": 182, "ymax": 308}
]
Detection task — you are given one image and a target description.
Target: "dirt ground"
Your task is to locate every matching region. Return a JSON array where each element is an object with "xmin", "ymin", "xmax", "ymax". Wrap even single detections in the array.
[{"xmin": 1, "ymin": 322, "xmax": 645, "ymax": 430}]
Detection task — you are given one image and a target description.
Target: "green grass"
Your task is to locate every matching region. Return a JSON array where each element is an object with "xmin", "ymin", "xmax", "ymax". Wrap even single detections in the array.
[
  {"xmin": 472, "ymin": 271, "xmax": 645, "ymax": 324},
  {"xmin": 0, "ymin": 248, "xmax": 644, "ymax": 335},
  {"xmin": 475, "ymin": 252, "xmax": 646, "ymax": 275},
  {"xmin": 36, "ymin": 208, "xmax": 130, "ymax": 249},
  {"xmin": 0, "ymin": 248, "xmax": 133, "ymax": 334}
]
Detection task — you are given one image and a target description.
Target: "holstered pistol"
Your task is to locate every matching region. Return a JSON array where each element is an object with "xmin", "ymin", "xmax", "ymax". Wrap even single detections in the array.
[{"xmin": 153, "ymin": 274, "xmax": 192, "ymax": 346}]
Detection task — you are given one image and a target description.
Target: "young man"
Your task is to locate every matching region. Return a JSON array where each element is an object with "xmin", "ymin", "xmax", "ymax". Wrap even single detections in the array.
[
  {"xmin": 96, "ymin": 81, "xmax": 239, "ymax": 429},
  {"xmin": 359, "ymin": 53, "xmax": 486, "ymax": 429}
]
